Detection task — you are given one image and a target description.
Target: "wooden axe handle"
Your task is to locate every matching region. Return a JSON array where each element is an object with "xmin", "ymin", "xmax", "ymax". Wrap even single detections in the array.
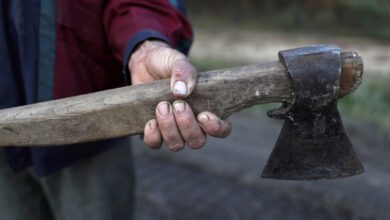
[{"xmin": 0, "ymin": 52, "xmax": 362, "ymax": 146}]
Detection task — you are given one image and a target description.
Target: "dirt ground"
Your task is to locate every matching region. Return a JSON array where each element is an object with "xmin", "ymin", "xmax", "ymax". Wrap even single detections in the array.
[{"xmin": 132, "ymin": 29, "xmax": 389, "ymax": 219}]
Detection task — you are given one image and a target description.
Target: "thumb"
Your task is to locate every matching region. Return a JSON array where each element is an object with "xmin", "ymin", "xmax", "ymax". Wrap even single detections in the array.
[
  {"xmin": 170, "ymin": 58, "xmax": 197, "ymax": 98},
  {"xmin": 142, "ymin": 41, "xmax": 197, "ymax": 97}
]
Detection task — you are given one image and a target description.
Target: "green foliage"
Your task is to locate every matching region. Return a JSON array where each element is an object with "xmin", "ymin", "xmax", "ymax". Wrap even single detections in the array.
[
  {"xmin": 187, "ymin": 0, "xmax": 390, "ymax": 40},
  {"xmin": 338, "ymin": 75, "xmax": 390, "ymax": 134},
  {"xmin": 190, "ymin": 58, "xmax": 244, "ymax": 73},
  {"xmin": 336, "ymin": 0, "xmax": 390, "ymax": 18},
  {"xmin": 334, "ymin": 0, "xmax": 390, "ymax": 39}
]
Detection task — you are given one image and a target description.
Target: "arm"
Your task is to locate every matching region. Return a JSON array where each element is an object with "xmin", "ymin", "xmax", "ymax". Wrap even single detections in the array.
[{"xmin": 103, "ymin": 0, "xmax": 193, "ymax": 83}]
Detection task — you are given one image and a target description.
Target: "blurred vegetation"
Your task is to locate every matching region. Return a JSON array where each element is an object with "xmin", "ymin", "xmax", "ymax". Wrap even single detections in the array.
[
  {"xmin": 188, "ymin": 0, "xmax": 390, "ymax": 134},
  {"xmin": 187, "ymin": 0, "xmax": 390, "ymax": 40},
  {"xmin": 338, "ymin": 76, "xmax": 390, "ymax": 134},
  {"xmin": 191, "ymin": 58, "xmax": 390, "ymax": 136}
]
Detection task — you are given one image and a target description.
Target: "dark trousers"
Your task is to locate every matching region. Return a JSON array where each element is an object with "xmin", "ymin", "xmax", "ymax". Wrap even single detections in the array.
[{"xmin": 0, "ymin": 140, "xmax": 135, "ymax": 220}]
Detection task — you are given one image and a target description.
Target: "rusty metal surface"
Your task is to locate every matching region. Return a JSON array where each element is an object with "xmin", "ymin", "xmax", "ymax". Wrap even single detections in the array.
[{"xmin": 262, "ymin": 45, "xmax": 364, "ymax": 180}]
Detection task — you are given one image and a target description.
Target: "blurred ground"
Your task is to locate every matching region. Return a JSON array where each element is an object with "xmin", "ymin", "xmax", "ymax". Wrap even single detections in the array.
[
  {"xmin": 133, "ymin": 28, "xmax": 389, "ymax": 219},
  {"xmin": 133, "ymin": 111, "xmax": 390, "ymax": 220}
]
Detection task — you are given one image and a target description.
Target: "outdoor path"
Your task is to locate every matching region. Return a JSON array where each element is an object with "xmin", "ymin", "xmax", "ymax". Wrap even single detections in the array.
[
  {"xmin": 133, "ymin": 111, "xmax": 390, "ymax": 220},
  {"xmin": 190, "ymin": 29, "xmax": 390, "ymax": 76}
]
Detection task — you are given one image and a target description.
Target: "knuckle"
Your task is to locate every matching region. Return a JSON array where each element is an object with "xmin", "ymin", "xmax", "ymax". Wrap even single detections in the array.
[
  {"xmin": 148, "ymin": 143, "xmax": 161, "ymax": 150},
  {"xmin": 165, "ymin": 132, "xmax": 178, "ymax": 143},
  {"xmin": 188, "ymin": 136, "xmax": 206, "ymax": 149},
  {"xmin": 157, "ymin": 118, "xmax": 170, "ymax": 127},
  {"xmin": 208, "ymin": 124, "xmax": 221, "ymax": 135},
  {"xmin": 157, "ymin": 117, "xmax": 174, "ymax": 129},
  {"xmin": 178, "ymin": 116, "xmax": 193, "ymax": 128},
  {"xmin": 144, "ymin": 138, "xmax": 161, "ymax": 150},
  {"xmin": 168, "ymin": 142, "xmax": 185, "ymax": 152},
  {"xmin": 220, "ymin": 122, "xmax": 232, "ymax": 138},
  {"xmin": 167, "ymin": 51, "xmax": 181, "ymax": 68}
]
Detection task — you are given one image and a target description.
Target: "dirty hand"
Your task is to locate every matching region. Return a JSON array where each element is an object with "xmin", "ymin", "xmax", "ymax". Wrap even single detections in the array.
[{"xmin": 129, "ymin": 40, "xmax": 232, "ymax": 151}]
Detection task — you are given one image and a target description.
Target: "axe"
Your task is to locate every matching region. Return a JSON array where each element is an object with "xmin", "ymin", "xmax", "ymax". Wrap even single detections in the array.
[{"xmin": 0, "ymin": 45, "xmax": 364, "ymax": 180}]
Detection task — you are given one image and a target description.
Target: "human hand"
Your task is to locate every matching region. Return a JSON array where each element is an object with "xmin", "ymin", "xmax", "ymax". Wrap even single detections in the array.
[{"xmin": 129, "ymin": 40, "xmax": 231, "ymax": 151}]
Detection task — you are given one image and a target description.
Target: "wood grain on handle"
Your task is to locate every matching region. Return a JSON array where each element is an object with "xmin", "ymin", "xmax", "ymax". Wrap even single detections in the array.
[{"xmin": 0, "ymin": 52, "xmax": 363, "ymax": 146}]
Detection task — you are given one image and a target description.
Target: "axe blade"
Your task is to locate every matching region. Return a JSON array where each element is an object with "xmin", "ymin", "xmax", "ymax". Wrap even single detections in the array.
[
  {"xmin": 262, "ymin": 45, "xmax": 364, "ymax": 180},
  {"xmin": 262, "ymin": 105, "xmax": 364, "ymax": 180}
]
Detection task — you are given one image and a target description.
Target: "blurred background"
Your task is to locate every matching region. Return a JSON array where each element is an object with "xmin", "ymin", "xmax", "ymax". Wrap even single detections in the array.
[{"xmin": 134, "ymin": 1, "xmax": 390, "ymax": 219}]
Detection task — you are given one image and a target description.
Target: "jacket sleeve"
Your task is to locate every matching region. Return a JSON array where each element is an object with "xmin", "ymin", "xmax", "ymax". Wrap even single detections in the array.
[{"xmin": 103, "ymin": 0, "xmax": 193, "ymax": 84}]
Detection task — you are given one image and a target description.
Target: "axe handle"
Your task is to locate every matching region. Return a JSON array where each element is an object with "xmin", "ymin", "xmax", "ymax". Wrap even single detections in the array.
[{"xmin": 0, "ymin": 52, "xmax": 362, "ymax": 146}]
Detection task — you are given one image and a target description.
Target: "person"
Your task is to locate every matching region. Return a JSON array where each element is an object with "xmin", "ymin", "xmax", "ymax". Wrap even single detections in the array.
[{"xmin": 0, "ymin": 0, "xmax": 231, "ymax": 219}]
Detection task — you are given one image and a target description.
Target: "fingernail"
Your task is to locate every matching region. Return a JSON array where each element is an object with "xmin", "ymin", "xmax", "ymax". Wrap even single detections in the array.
[
  {"xmin": 157, "ymin": 102, "xmax": 169, "ymax": 116},
  {"xmin": 198, "ymin": 113, "xmax": 209, "ymax": 123},
  {"xmin": 173, "ymin": 101, "xmax": 186, "ymax": 114},
  {"xmin": 173, "ymin": 81, "xmax": 187, "ymax": 96},
  {"xmin": 149, "ymin": 120, "xmax": 156, "ymax": 129}
]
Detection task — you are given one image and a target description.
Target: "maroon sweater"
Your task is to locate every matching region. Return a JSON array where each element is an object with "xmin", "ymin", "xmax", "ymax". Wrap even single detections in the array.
[
  {"xmin": 55, "ymin": 0, "xmax": 193, "ymax": 98},
  {"xmin": 4, "ymin": 0, "xmax": 193, "ymax": 176}
]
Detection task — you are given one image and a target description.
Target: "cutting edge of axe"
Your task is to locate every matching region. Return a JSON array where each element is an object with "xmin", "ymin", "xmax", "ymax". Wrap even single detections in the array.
[{"xmin": 0, "ymin": 48, "xmax": 363, "ymax": 147}]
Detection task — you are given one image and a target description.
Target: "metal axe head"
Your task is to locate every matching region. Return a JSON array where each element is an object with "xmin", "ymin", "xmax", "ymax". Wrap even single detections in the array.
[{"xmin": 262, "ymin": 45, "xmax": 364, "ymax": 180}]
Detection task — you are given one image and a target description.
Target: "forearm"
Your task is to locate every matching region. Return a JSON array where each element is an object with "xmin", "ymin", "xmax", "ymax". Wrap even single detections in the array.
[{"xmin": 102, "ymin": 0, "xmax": 193, "ymax": 66}]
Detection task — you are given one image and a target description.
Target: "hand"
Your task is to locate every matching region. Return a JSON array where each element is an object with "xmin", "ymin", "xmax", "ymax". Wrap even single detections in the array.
[{"xmin": 129, "ymin": 40, "xmax": 232, "ymax": 151}]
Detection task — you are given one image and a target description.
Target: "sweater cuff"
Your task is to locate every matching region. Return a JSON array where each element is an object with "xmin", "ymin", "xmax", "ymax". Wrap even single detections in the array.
[{"xmin": 122, "ymin": 30, "xmax": 169, "ymax": 85}]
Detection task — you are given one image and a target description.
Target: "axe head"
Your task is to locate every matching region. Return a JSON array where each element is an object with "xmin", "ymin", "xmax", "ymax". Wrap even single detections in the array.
[{"xmin": 262, "ymin": 45, "xmax": 364, "ymax": 180}]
